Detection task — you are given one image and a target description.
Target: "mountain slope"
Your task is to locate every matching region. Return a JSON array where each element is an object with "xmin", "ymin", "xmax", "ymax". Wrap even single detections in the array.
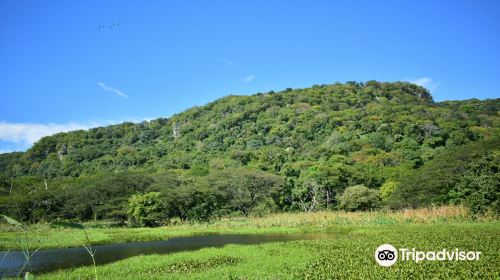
[
  {"xmin": 1, "ymin": 81, "xmax": 498, "ymax": 179},
  {"xmin": 1, "ymin": 81, "xmax": 499, "ymax": 222}
]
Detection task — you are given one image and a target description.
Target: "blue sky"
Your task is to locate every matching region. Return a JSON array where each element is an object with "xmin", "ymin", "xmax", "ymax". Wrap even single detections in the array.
[{"xmin": 1, "ymin": 0, "xmax": 499, "ymax": 153}]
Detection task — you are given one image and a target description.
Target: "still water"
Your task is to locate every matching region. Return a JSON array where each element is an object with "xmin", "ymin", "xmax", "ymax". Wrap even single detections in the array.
[{"xmin": 0, "ymin": 232, "xmax": 334, "ymax": 277}]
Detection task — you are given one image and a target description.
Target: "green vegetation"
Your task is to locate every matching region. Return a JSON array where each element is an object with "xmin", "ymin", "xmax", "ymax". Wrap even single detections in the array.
[
  {"xmin": 127, "ymin": 192, "xmax": 165, "ymax": 227},
  {"xmin": 1, "ymin": 207, "xmax": 498, "ymax": 279},
  {"xmin": 0, "ymin": 82, "xmax": 498, "ymax": 278},
  {"xmin": 0, "ymin": 206, "xmax": 481, "ymax": 250},
  {"xmin": 0, "ymin": 82, "xmax": 498, "ymax": 226},
  {"xmin": 390, "ymin": 139, "xmax": 500, "ymax": 213},
  {"xmin": 338, "ymin": 185, "xmax": 380, "ymax": 211},
  {"xmin": 24, "ymin": 222, "xmax": 500, "ymax": 279}
]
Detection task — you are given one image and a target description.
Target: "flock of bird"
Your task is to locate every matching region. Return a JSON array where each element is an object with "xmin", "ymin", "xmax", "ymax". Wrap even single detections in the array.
[{"xmin": 98, "ymin": 21, "xmax": 121, "ymax": 29}]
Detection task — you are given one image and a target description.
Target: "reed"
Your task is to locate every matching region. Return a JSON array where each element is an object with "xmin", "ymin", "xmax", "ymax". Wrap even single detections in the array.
[{"xmin": 203, "ymin": 205, "xmax": 472, "ymax": 228}]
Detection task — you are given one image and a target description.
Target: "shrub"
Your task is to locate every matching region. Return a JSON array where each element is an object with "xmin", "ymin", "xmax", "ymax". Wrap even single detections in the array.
[
  {"xmin": 127, "ymin": 192, "xmax": 165, "ymax": 226},
  {"xmin": 339, "ymin": 185, "xmax": 380, "ymax": 211}
]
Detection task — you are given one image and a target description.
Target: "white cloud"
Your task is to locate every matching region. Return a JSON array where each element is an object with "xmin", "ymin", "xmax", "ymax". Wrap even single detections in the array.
[
  {"xmin": 98, "ymin": 82, "xmax": 128, "ymax": 98},
  {"xmin": 0, "ymin": 118, "xmax": 150, "ymax": 153},
  {"xmin": 218, "ymin": 58, "xmax": 234, "ymax": 65},
  {"xmin": 0, "ymin": 122, "xmax": 94, "ymax": 145},
  {"xmin": 244, "ymin": 74, "xmax": 256, "ymax": 83},
  {"xmin": 410, "ymin": 77, "xmax": 440, "ymax": 92}
]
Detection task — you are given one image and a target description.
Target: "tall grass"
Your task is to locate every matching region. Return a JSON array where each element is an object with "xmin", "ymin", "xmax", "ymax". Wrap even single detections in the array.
[
  {"xmin": 199, "ymin": 205, "xmax": 472, "ymax": 228},
  {"xmin": 51, "ymin": 222, "xmax": 99, "ymax": 280},
  {"xmin": 1, "ymin": 215, "xmax": 41, "ymax": 278}
]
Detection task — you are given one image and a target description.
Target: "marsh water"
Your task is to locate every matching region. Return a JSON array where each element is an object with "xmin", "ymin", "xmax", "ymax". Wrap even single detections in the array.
[{"xmin": 0, "ymin": 232, "xmax": 334, "ymax": 277}]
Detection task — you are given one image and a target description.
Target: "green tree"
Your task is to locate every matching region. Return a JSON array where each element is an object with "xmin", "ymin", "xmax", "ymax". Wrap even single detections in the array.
[
  {"xmin": 389, "ymin": 139, "xmax": 499, "ymax": 209},
  {"xmin": 379, "ymin": 181, "xmax": 398, "ymax": 202},
  {"xmin": 127, "ymin": 192, "xmax": 165, "ymax": 226},
  {"xmin": 338, "ymin": 185, "xmax": 380, "ymax": 211},
  {"xmin": 449, "ymin": 152, "xmax": 499, "ymax": 215}
]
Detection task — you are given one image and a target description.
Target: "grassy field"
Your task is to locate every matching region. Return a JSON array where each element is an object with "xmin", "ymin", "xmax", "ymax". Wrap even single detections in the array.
[
  {"xmin": 2, "ymin": 206, "xmax": 499, "ymax": 279},
  {"xmin": 0, "ymin": 206, "xmax": 476, "ymax": 250}
]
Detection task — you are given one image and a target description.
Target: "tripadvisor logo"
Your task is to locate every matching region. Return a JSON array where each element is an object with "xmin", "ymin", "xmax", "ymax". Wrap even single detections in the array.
[
  {"xmin": 374, "ymin": 244, "xmax": 481, "ymax": 267},
  {"xmin": 375, "ymin": 244, "xmax": 398, "ymax": 267}
]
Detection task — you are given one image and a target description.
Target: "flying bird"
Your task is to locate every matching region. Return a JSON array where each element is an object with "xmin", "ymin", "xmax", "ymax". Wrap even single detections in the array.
[{"xmin": 97, "ymin": 21, "xmax": 122, "ymax": 29}]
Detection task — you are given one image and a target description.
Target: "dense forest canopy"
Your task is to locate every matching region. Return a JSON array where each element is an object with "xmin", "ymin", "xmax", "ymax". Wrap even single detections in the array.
[{"xmin": 1, "ymin": 81, "xmax": 499, "ymax": 224}]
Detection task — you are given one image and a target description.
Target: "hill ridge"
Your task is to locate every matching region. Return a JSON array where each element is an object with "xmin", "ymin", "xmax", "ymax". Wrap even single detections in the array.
[{"xmin": 0, "ymin": 81, "xmax": 497, "ymax": 179}]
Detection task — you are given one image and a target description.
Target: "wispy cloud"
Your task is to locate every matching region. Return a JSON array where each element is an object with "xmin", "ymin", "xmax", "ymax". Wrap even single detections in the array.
[
  {"xmin": 98, "ymin": 82, "xmax": 128, "ymax": 98},
  {"xmin": 244, "ymin": 74, "xmax": 256, "ymax": 83},
  {"xmin": 0, "ymin": 118, "xmax": 150, "ymax": 153},
  {"xmin": 218, "ymin": 58, "xmax": 234, "ymax": 65},
  {"xmin": 410, "ymin": 77, "xmax": 440, "ymax": 92}
]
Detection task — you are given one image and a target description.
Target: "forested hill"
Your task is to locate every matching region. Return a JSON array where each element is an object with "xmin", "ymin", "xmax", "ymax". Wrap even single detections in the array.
[
  {"xmin": 1, "ymin": 81, "xmax": 499, "ymax": 223},
  {"xmin": 0, "ymin": 81, "xmax": 498, "ymax": 179}
]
